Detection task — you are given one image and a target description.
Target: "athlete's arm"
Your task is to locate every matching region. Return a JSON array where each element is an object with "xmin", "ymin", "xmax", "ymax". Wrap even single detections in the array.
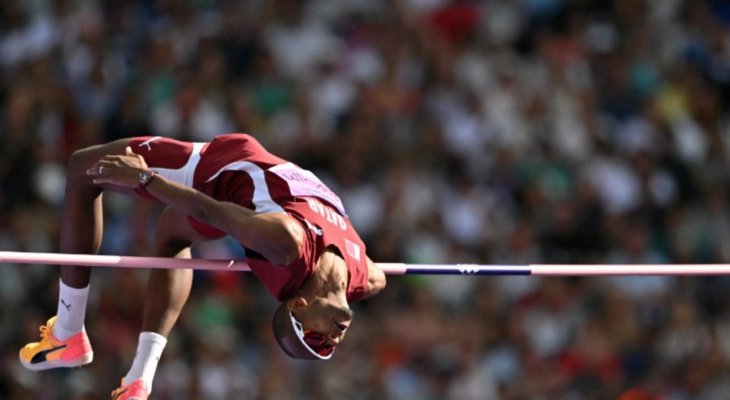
[
  {"xmin": 87, "ymin": 147, "xmax": 304, "ymax": 266},
  {"xmin": 361, "ymin": 257, "xmax": 386, "ymax": 299}
]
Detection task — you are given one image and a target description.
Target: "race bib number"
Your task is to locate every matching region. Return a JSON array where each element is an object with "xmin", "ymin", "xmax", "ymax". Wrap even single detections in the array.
[{"xmin": 270, "ymin": 163, "xmax": 347, "ymax": 216}]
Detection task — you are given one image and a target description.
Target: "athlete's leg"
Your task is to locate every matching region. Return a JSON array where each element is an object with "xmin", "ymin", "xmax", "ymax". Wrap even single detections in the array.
[
  {"xmin": 60, "ymin": 139, "xmax": 136, "ymax": 288},
  {"xmin": 23, "ymin": 136, "xmax": 202, "ymax": 374},
  {"xmin": 143, "ymin": 206, "xmax": 205, "ymax": 335},
  {"xmin": 117, "ymin": 207, "xmax": 206, "ymax": 396},
  {"xmin": 57, "ymin": 139, "xmax": 139, "ymax": 341},
  {"xmin": 57, "ymin": 136, "xmax": 192, "ymax": 339},
  {"xmin": 19, "ymin": 139, "xmax": 136, "ymax": 370}
]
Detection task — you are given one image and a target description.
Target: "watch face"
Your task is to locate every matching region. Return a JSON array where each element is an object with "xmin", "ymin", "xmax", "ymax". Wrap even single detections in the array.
[{"xmin": 139, "ymin": 171, "xmax": 152, "ymax": 186}]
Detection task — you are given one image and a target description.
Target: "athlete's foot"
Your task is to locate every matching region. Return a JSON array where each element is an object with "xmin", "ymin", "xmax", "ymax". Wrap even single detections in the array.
[
  {"xmin": 19, "ymin": 316, "xmax": 93, "ymax": 371},
  {"xmin": 111, "ymin": 379, "xmax": 150, "ymax": 400}
]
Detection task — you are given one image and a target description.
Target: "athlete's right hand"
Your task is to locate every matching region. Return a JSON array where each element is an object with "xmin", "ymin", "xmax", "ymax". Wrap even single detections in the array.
[{"xmin": 86, "ymin": 146, "xmax": 151, "ymax": 188}]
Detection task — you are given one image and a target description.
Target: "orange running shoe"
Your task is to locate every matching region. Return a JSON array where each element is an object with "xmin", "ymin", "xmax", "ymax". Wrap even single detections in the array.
[
  {"xmin": 19, "ymin": 316, "xmax": 93, "ymax": 371},
  {"xmin": 111, "ymin": 379, "xmax": 149, "ymax": 400}
]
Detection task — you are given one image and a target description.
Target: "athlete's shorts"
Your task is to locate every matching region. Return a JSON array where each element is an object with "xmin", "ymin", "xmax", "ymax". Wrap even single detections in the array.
[
  {"xmin": 128, "ymin": 136, "xmax": 206, "ymax": 190},
  {"xmin": 128, "ymin": 136, "xmax": 225, "ymax": 238}
]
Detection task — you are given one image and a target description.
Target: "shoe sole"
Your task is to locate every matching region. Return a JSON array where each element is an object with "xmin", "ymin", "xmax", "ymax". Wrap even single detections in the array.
[
  {"xmin": 113, "ymin": 393, "xmax": 146, "ymax": 400},
  {"xmin": 19, "ymin": 352, "xmax": 93, "ymax": 371}
]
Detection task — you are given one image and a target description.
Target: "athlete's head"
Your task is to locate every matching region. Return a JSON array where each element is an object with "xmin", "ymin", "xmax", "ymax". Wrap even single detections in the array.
[{"xmin": 272, "ymin": 295, "xmax": 354, "ymax": 360}]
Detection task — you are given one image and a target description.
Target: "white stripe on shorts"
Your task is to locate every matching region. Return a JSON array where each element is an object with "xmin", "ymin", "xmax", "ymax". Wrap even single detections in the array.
[{"xmin": 151, "ymin": 142, "xmax": 205, "ymax": 188}]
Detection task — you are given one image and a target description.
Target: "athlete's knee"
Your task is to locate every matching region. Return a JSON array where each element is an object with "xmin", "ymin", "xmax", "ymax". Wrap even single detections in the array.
[
  {"xmin": 66, "ymin": 147, "xmax": 100, "ymax": 183},
  {"xmin": 66, "ymin": 139, "xmax": 131, "ymax": 183}
]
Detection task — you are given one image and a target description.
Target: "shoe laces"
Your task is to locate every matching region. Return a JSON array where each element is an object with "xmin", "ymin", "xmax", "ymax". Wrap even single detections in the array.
[
  {"xmin": 111, "ymin": 380, "xmax": 130, "ymax": 399},
  {"xmin": 111, "ymin": 384, "xmax": 125, "ymax": 398},
  {"xmin": 38, "ymin": 325, "xmax": 50, "ymax": 341}
]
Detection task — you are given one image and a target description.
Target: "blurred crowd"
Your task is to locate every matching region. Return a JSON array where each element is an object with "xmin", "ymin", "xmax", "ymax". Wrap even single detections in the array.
[{"xmin": 2, "ymin": 0, "xmax": 730, "ymax": 398}]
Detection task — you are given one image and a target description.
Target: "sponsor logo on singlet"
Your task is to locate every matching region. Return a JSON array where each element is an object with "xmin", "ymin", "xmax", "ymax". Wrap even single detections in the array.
[{"xmin": 138, "ymin": 136, "xmax": 162, "ymax": 151}]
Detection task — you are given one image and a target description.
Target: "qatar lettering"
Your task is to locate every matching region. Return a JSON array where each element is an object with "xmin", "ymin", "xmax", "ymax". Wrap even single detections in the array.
[{"xmin": 305, "ymin": 198, "xmax": 347, "ymax": 231}]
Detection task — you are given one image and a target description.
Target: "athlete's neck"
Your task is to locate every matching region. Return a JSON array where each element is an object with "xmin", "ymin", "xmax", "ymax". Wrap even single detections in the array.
[{"xmin": 299, "ymin": 249, "xmax": 348, "ymax": 301}]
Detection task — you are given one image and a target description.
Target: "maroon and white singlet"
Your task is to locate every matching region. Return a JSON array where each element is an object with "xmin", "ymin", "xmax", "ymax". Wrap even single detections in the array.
[{"xmin": 129, "ymin": 134, "xmax": 369, "ymax": 302}]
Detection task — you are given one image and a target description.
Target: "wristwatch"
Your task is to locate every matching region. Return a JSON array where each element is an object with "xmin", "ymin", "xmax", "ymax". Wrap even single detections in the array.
[{"xmin": 138, "ymin": 170, "xmax": 156, "ymax": 189}]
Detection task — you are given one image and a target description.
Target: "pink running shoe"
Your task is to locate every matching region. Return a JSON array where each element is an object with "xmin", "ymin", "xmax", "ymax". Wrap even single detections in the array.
[
  {"xmin": 19, "ymin": 316, "xmax": 93, "ymax": 371},
  {"xmin": 111, "ymin": 378, "xmax": 150, "ymax": 400}
]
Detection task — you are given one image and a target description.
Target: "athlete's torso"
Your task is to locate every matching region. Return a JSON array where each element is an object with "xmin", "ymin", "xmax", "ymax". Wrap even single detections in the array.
[{"xmin": 132, "ymin": 134, "xmax": 369, "ymax": 302}]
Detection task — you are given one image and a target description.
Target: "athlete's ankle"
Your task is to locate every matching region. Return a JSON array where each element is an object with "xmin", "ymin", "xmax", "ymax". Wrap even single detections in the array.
[
  {"xmin": 52, "ymin": 324, "xmax": 84, "ymax": 342},
  {"xmin": 123, "ymin": 332, "xmax": 167, "ymax": 392},
  {"xmin": 55, "ymin": 280, "xmax": 90, "ymax": 340}
]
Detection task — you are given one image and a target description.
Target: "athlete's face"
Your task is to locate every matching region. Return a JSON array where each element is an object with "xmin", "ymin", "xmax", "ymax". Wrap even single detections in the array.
[{"xmin": 292, "ymin": 297, "xmax": 354, "ymax": 346}]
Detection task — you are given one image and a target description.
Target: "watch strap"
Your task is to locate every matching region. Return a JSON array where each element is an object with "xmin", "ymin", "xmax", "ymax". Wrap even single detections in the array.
[{"xmin": 139, "ymin": 170, "xmax": 156, "ymax": 189}]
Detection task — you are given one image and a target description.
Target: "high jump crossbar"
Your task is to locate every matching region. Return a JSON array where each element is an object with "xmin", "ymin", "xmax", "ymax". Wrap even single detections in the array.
[{"xmin": 1, "ymin": 251, "xmax": 730, "ymax": 276}]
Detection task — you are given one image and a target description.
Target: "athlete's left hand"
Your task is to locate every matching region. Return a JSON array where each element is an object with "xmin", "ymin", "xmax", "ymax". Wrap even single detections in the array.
[{"xmin": 86, "ymin": 146, "xmax": 150, "ymax": 188}]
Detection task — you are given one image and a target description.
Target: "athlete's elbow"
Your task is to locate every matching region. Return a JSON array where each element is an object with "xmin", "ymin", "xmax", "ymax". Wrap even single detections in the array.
[
  {"xmin": 368, "ymin": 267, "xmax": 387, "ymax": 297},
  {"xmin": 372, "ymin": 274, "xmax": 387, "ymax": 294}
]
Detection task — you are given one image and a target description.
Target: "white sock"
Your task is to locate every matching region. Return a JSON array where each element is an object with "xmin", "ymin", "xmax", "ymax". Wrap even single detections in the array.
[
  {"xmin": 124, "ymin": 332, "xmax": 168, "ymax": 391},
  {"xmin": 54, "ymin": 279, "xmax": 89, "ymax": 340}
]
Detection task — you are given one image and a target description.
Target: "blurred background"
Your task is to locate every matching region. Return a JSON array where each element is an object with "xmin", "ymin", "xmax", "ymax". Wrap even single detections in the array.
[{"xmin": 2, "ymin": 0, "xmax": 730, "ymax": 398}]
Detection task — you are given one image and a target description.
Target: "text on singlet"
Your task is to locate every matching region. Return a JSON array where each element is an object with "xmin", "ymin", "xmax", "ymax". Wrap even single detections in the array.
[
  {"xmin": 305, "ymin": 198, "xmax": 347, "ymax": 231},
  {"xmin": 270, "ymin": 163, "xmax": 347, "ymax": 216}
]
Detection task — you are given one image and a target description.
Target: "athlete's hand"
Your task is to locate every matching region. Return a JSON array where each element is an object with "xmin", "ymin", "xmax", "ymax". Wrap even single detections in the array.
[{"xmin": 86, "ymin": 146, "xmax": 150, "ymax": 188}]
